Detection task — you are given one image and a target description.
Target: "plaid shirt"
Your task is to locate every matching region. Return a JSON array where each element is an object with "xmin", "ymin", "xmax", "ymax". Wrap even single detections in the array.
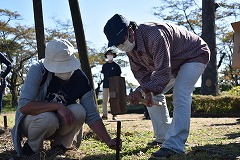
[{"xmin": 127, "ymin": 22, "xmax": 210, "ymax": 95}]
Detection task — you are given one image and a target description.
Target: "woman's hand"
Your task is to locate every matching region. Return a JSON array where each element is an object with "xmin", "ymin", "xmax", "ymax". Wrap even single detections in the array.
[
  {"xmin": 106, "ymin": 138, "xmax": 122, "ymax": 150},
  {"xmin": 57, "ymin": 104, "xmax": 76, "ymax": 126}
]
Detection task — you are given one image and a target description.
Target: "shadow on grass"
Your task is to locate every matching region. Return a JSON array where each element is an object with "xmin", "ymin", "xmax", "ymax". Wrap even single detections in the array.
[
  {"xmin": 0, "ymin": 150, "xmax": 19, "ymax": 160},
  {"xmin": 209, "ymin": 118, "xmax": 240, "ymax": 139},
  {"xmin": 0, "ymin": 149, "xmax": 80, "ymax": 160},
  {"xmin": 2, "ymin": 143, "xmax": 240, "ymax": 160},
  {"xmin": 210, "ymin": 118, "xmax": 240, "ymax": 127},
  {"xmin": 81, "ymin": 153, "xmax": 115, "ymax": 160},
  {"xmin": 225, "ymin": 132, "xmax": 240, "ymax": 139},
  {"xmin": 147, "ymin": 143, "xmax": 240, "ymax": 160},
  {"xmin": 81, "ymin": 146, "xmax": 154, "ymax": 160},
  {"xmin": 188, "ymin": 143, "xmax": 240, "ymax": 160}
]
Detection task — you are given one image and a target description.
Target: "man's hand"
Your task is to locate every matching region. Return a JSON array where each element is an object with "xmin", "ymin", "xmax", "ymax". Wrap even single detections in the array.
[
  {"xmin": 128, "ymin": 90, "xmax": 143, "ymax": 106},
  {"xmin": 144, "ymin": 92, "xmax": 153, "ymax": 107},
  {"xmin": 57, "ymin": 104, "xmax": 76, "ymax": 126}
]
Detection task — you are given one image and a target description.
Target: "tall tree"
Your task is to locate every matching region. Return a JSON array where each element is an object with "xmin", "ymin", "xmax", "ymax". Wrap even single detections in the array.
[
  {"xmin": 201, "ymin": 0, "xmax": 219, "ymax": 95},
  {"xmin": 0, "ymin": 9, "xmax": 37, "ymax": 106}
]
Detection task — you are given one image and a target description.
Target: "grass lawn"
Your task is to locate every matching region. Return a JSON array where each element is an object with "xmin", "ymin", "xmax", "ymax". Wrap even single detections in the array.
[{"xmin": 0, "ymin": 113, "xmax": 239, "ymax": 160}]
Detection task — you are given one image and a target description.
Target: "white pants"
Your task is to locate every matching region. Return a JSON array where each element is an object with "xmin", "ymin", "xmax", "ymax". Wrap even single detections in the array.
[
  {"xmin": 147, "ymin": 94, "xmax": 172, "ymax": 143},
  {"xmin": 102, "ymin": 88, "xmax": 109, "ymax": 117},
  {"xmin": 148, "ymin": 62, "xmax": 206, "ymax": 153},
  {"xmin": 147, "ymin": 76, "xmax": 175, "ymax": 143},
  {"xmin": 20, "ymin": 104, "xmax": 86, "ymax": 152}
]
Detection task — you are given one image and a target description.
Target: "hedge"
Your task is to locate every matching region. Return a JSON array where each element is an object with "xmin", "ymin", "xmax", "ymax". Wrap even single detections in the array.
[
  {"xmin": 127, "ymin": 95, "xmax": 240, "ymax": 117},
  {"xmin": 3, "ymin": 93, "xmax": 240, "ymax": 117}
]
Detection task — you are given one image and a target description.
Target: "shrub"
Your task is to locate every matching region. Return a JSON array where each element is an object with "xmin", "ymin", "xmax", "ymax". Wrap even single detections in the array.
[
  {"xmin": 127, "ymin": 94, "xmax": 240, "ymax": 117},
  {"xmin": 166, "ymin": 94, "xmax": 240, "ymax": 117},
  {"xmin": 228, "ymin": 86, "xmax": 240, "ymax": 96},
  {"xmin": 3, "ymin": 94, "xmax": 12, "ymax": 108},
  {"xmin": 127, "ymin": 104, "xmax": 145, "ymax": 114}
]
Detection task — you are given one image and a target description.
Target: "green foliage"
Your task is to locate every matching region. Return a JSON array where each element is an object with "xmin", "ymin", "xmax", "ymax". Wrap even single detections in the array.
[
  {"xmin": 228, "ymin": 86, "xmax": 240, "ymax": 96},
  {"xmin": 165, "ymin": 94, "xmax": 240, "ymax": 117},
  {"xmin": 127, "ymin": 104, "xmax": 145, "ymax": 114},
  {"xmin": 1, "ymin": 94, "xmax": 15, "ymax": 113},
  {"xmin": 2, "ymin": 94, "xmax": 13, "ymax": 107},
  {"xmin": 126, "ymin": 94, "xmax": 240, "ymax": 117}
]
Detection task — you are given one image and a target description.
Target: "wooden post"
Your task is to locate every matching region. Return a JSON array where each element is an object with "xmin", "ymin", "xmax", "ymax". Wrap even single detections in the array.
[
  {"xmin": 32, "ymin": 0, "xmax": 45, "ymax": 59},
  {"xmin": 68, "ymin": 0, "xmax": 95, "ymax": 89},
  {"xmin": 68, "ymin": 0, "xmax": 97, "ymax": 104}
]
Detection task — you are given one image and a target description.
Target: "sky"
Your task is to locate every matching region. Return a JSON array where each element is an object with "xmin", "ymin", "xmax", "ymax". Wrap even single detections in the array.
[
  {"xmin": 0, "ymin": 0, "xmax": 162, "ymax": 49},
  {"xmin": 0, "ymin": 0, "xmax": 205, "ymax": 87}
]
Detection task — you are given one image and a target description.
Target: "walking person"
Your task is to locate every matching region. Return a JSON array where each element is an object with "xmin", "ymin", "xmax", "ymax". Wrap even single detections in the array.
[
  {"xmin": 0, "ymin": 52, "xmax": 12, "ymax": 134},
  {"xmin": 101, "ymin": 49, "xmax": 121, "ymax": 120},
  {"xmin": 103, "ymin": 14, "xmax": 210, "ymax": 158},
  {"xmin": 0, "ymin": 52, "xmax": 12, "ymax": 113}
]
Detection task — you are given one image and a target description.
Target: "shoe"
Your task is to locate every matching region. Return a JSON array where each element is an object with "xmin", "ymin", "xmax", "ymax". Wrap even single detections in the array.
[
  {"xmin": 112, "ymin": 116, "xmax": 117, "ymax": 120},
  {"xmin": 22, "ymin": 142, "xmax": 35, "ymax": 156},
  {"xmin": 52, "ymin": 144, "xmax": 73, "ymax": 151},
  {"xmin": 143, "ymin": 117, "xmax": 151, "ymax": 120},
  {"xmin": 102, "ymin": 115, "xmax": 108, "ymax": 120},
  {"xmin": 151, "ymin": 148, "xmax": 177, "ymax": 159},
  {"xmin": 147, "ymin": 140, "xmax": 162, "ymax": 147},
  {"xmin": 0, "ymin": 128, "xmax": 5, "ymax": 134},
  {"xmin": 22, "ymin": 151, "xmax": 46, "ymax": 159}
]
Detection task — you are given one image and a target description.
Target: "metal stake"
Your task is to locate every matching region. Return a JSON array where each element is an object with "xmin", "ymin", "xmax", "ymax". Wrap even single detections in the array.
[{"xmin": 116, "ymin": 120, "xmax": 121, "ymax": 160}]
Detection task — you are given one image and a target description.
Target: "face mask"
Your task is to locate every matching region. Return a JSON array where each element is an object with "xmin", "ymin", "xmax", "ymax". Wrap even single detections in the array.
[
  {"xmin": 117, "ymin": 31, "xmax": 135, "ymax": 52},
  {"xmin": 107, "ymin": 55, "xmax": 114, "ymax": 61},
  {"xmin": 55, "ymin": 71, "xmax": 74, "ymax": 81}
]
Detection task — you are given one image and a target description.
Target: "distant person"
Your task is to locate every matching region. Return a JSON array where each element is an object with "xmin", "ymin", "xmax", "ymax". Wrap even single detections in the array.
[
  {"xmin": 101, "ymin": 49, "xmax": 121, "ymax": 120},
  {"xmin": 0, "ymin": 52, "xmax": 12, "ymax": 113},
  {"xmin": 143, "ymin": 106, "xmax": 150, "ymax": 120},
  {"xmin": 11, "ymin": 39, "xmax": 121, "ymax": 158},
  {"xmin": 0, "ymin": 52, "xmax": 12, "ymax": 134},
  {"xmin": 104, "ymin": 14, "xmax": 210, "ymax": 158}
]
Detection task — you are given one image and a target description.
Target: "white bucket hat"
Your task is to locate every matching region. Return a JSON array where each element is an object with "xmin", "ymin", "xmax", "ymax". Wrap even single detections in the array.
[{"xmin": 43, "ymin": 39, "xmax": 80, "ymax": 73}]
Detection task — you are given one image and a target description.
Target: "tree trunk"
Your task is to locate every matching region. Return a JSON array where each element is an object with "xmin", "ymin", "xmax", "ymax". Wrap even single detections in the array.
[
  {"xmin": 201, "ymin": 0, "xmax": 219, "ymax": 96},
  {"xmin": 33, "ymin": 0, "xmax": 45, "ymax": 59},
  {"xmin": 8, "ymin": 72, "xmax": 18, "ymax": 107},
  {"xmin": 11, "ymin": 86, "xmax": 18, "ymax": 107}
]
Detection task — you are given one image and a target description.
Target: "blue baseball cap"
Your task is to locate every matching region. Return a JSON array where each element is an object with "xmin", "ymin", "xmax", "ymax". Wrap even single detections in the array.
[{"xmin": 104, "ymin": 14, "xmax": 129, "ymax": 47}]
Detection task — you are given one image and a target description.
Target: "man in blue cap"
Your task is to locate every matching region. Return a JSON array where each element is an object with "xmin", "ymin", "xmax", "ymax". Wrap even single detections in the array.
[{"xmin": 104, "ymin": 14, "xmax": 210, "ymax": 158}]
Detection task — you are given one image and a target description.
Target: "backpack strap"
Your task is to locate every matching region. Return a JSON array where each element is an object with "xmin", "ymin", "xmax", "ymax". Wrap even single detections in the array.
[{"xmin": 40, "ymin": 67, "xmax": 49, "ymax": 86}]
